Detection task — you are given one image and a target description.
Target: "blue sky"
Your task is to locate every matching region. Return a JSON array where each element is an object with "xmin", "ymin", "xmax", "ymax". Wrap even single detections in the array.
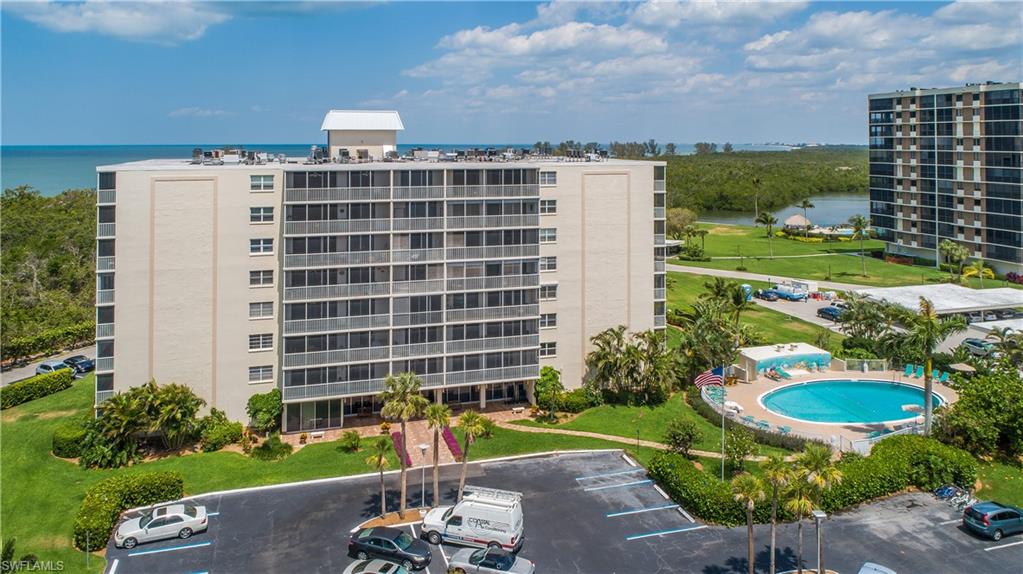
[{"xmin": 2, "ymin": 1, "xmax": 1020, "ymax": 145}]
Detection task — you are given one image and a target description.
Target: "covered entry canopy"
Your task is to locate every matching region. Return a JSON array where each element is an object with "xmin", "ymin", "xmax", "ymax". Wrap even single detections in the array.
[
  {"xmin": 738, "ymin": 342, "xmax": 832, "ymax": 376},
  {"xmin": 854, "ymin": 284, "xmax": 1023, "ymax": 315}
]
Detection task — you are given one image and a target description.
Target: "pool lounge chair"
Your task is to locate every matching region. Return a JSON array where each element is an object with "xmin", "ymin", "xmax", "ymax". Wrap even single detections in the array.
[
  {"xmin": 904, "ymin": 364, "xmax": 915, "ymax": 377},
  {"xmin": 740, "ymin": 415, "xmax": 756, "ymax": 425},
  {"xmin": 776, "ymin": 367, "xmax": 792, "ymax": 379},
  {"xmin": 932, "ymin": 369, "xmax": 941, "ymax": 381},
  {"xmin": 777, "ymin": 425, "xmax": 792, "ymax": 435},
  {"xmin": 757, "ymin": 419, "xmax": 771, "ymax": 430},
  {"xmin": 939, "ymin": 372, "xmax": 950, "ymax": 384},
  {"xmin": 915, "ymin": 366, "xmax": 925, "ymax": 379}
]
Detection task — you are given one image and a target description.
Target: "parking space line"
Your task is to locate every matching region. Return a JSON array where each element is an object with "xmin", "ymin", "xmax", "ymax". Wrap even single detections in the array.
[
  {"xmin": 985, "ymin": 540, "xmax": 1023, "ymax": 552},
  {"xmin": 407, "ymin": 524, "xmax": 432, "ymax": 574},
  {"xmin": 937, "ymin": 518, "xmax": 961, "ymax": 525},
  {"xmin": 126, "ymin": 541, "xmax": 212, "ymax": 557},
  {"xmin": 575, "ymin": 468, "xmax": 646, "ymax": 481},
  {"xmin": 622, "ymin": 454, "xmax": 637, "ymax": 467},
  {"xmin": 107, "ymin": 559, "xmax": 118, "ymax": 574},
  {"xmin": 653, "ymin": 485, "xmax": 670, "ymax": 500},
  {"xmin": 584, "ymin": 479, "xmax": 653, "ymax": 492},
  {"xmin": 607, "ymin": 503, "xmax": 679, "ymax": 517},
  {"xmin": 625, "ymin": 525, "xmax": 707, "ymax": 541},
  {"xmin": 207, "ymin": 512, "xmax": 220, "ymax": 517},
  {"xmin": 677, "ymin": 507, "xmax": 695, "ymax": 523}
]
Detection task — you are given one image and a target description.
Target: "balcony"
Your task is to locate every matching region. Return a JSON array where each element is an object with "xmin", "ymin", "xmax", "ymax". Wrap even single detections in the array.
[
  {"xmin": 283, "ymin": 314, "xmax": 390, "ymax": 335},
  {"xmin": 96, "ymin": 289, "xmax": 115, "ymax": 304},
  {"xmin": 654, "ymin": 181, "xmax": 665, "ymax": 191},
  {"xmin": 283, "ymin": 346, "xmax": 390, "ymax": 368},
  {"xmin": 392, "ymin": 248, "xmax": 445, "ymax": 263},
  {"xmin": 655, "ymin": 260, "xmax": 665, "ymax": 273},
  {"xmin": 446, "ymin": 275, "xmax": 539, "ymax": 291},
  {"xmin": 391, "ymin": 279, "xmax": 446, "ymax": 294},
  {"xmin": 446, "ymin": 245, "xmax": 539, "ymax": 260},
  {"xmin": 284, "ymin": 219, "xmax": 391, "ymax": 235},
  {"xmin": 284, "ymin": 282, "xmax": 390, "ymax": 302},
  {"xmin": 444, "ymin": 365, "xmax": 540, "ymax": 387},
  {"xmin": 654, "ymin": 207, "xmax": 666, "ymax": 219},
  {"xmin": 446, "ymin": 334, "xmax": 539, "ymax": 354},
  {"xmin": 392, "ymin": 217, "xmax": 445, "ymax": 231},
  {"xmin": 446, "ymin": 184, "xmax": 539, "ymax": 198},
  {"xmin": 98, "ymin": 189, "xmax": 116, "ymax": 204},
  {"xmin": 654, "ymin": 315, "xmax": 666, "ymax": 328},
  {"xmin": 283, "ymin": 378, "xmax": 388, "ymax": 401},
  {"xmin": 95, "ymin": 390, "xmax": 114, "ymax": 405},
  {"xmin": 96, "ymin": 357, "xmax": 114, "ymax": 372},
  {"xmin": 446, "ymin": 215, "xmax": 540, "ymax": 230},
  {"xmin": 393, "ymin": 186, "xmax": 445, "ymax": 199},
  {"xmin": 96, "ymin": 323, "xmax": 114, "ymax": 338},
  {"xmin": 654, "ymin": 288, "xmax": 666, "ymax": 300},
  {"xmin": 390, "ymin": 342, "xmax": 445, "ymax": 358},
  {"xmin": 392, "ymin": 311, "xmax": 445, "ymax": 326},
  {"xmin": 445, "ymin": 304, "xmax": 539, "ymax": 323},
  {"xmin": 284, "ymin": 250, "xmax": 390, "ymax": 269},
  {"xmin": 655, "ymin": 234, "xmax": 666, "ymax": 245},
  {"xmin": 285, "ymin": 186, "xmax": 390, "ymax": 203},
  {"xmin": 97, "ymin": 256, "xmax": 115, "ymax": 271}
]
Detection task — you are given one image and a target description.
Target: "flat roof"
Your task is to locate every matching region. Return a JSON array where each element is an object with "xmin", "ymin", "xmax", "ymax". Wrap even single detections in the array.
[
  {"xmin": 740, "ymin": 342, "xmax": 830, "ymax": 362},
  {"xmin": 96, "ymin": 156, "xmax": 665, "ymax": 172},
  {"xmin": 970, "ymin": 318, "xmax": 1023, "ymax": 334},
  {"xmin": 854, "ymin": 284, "xmax": 1023, "ymax": 315},
  {"xmin": 320, "ymin": 110, "xmax": 404, "ymax": 131},
  {"xmin": 868, "ymin": 82, "xmax": 1020, "ymax": 99}
]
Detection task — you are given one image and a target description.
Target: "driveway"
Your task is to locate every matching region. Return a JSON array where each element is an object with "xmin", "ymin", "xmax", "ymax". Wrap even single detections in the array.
[
  {"xmin": 103, "ymin": 450, "xmax": 1021, "ymax": 574},
  {"xmin": 0, "ymin": 344, "xmax": 96, "ymax": 386}
]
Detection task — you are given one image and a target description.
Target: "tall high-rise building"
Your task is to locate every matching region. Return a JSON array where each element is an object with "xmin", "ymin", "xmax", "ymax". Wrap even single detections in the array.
[
  {"xmin": 94, "ymin": 111, "xmax": 667, "ymax": 431},
  {"xmin": 868, "ymin": 82, "xmax": 1021, "ymax": 274}
]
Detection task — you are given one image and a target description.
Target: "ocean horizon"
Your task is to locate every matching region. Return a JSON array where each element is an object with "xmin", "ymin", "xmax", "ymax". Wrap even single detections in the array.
[{"xmin": 2, "ymin": 142, "xmax": 792, "ymax": 195}]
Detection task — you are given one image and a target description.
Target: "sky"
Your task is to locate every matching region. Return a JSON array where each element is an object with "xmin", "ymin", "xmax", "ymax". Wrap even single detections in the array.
[{"xmin": 1, "ymin": 0, "xmax": 1020, "ymax": 145}]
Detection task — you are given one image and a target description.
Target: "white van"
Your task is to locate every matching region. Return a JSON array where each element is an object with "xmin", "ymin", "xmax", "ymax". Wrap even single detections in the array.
[{"xmin": 421, "ymin": 485, "xmax": 524, "ymax": 551}]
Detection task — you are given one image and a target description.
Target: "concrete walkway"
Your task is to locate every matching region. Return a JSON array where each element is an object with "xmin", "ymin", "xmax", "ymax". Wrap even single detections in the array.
[{"xmin": 666, "ymin": 263, "xmax": 865, "ymax": 292}]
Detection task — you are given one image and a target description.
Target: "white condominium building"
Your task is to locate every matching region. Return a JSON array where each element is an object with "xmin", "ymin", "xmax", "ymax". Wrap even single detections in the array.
[{"xmin": 94, "ymin": 111, "xmax": 666, "ymax": 431}]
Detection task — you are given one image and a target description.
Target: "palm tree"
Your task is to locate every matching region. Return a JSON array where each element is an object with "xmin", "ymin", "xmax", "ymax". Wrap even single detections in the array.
[
  {"xmin": 762, "ymin": 455, "xmax": 791, "ymax": 574},
  {"xmin": 732, "ymin": 473, "xmax": 766, "ymax": 574},
  {"xmin": 798, "ymin": 198, "xmax": 815, "ymax": 238},
  {"xmin": 848, "ymin": 214, "xmax": 870, "ymax": 277},
  {"xmin": 151, "ymin": 383, "xmax": 205, "ymax": 450},
  {"xmin": 939, "ymin": 239, "xmax": 969, "ymax": 283},
  {"xmin": 694, "ymin": 228, "xmax": 709, "ymax": 253},
  {"xmin": 987, "ymin": 327, "xmax": 1023, "ymax": 368},
  {"xmin": 797, "ymin": 444, "xmax": 844, "ymax": 574},
  {"xmin": 962, "ymin": 258, "xmax": 994, "ymax": 288},
  {"xmin": 752, "ymin": 175, "xmax": 762, "ymax": 220},
  {"xmin": 784, "ymin": 472, "xmax": 815, "ymax": 574},
  {"xmin": 455, "ymin": 410, "xmax": 490, "ymax": 501},
  {"xmin": 380, "ymin": 372, "xmax": 430, "ymax": 517},
  {"xmin": 1, "ymin": 538, "xmax": 38, "ymax": 572},
  {"xmin": 897, "ymin": 298, "xmax": 967, "ymax": 434},
  {"xmin": 425, "ymin": 403, "xmax": 452, "ymax": 507},
  {"xmin": 586, "ymin": 326, "xmax": 629, "ymax": 396},
  {"xmin": 755, "ymin": 212, "xmax": 778, "ymax": 259},
  {"xmin": 365, "ymin": 437, "xmax": 392, "ymax": 517}
]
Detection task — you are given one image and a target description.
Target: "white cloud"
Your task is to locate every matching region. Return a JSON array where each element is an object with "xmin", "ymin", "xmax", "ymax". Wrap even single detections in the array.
[
  {"xmin": 7, "ymin": 0, "xmax": 231, "ymax": 44},
  {"xmin": 168, "ymin": 107, "xmax": 229, "ymax": 118},
  {"xmin": 438, "ymin": 21, "xmax": 666, "ymax": 56},
  {"xmin": 631, "ymin": 0, "xmax": 809, "ymax": 28}
]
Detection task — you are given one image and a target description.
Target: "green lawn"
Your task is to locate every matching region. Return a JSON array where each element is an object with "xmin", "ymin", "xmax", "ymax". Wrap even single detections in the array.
[
  {"xmin": 510, "ymin": 394, "xmax": 790, "ymax": 457},
  {"xmin": 977, "ymin": 461, "xmax": 1023, "ymax": 506},
  {"xmin": 692, "ymin": 222, "xmax": 885, "ymax": 259}
]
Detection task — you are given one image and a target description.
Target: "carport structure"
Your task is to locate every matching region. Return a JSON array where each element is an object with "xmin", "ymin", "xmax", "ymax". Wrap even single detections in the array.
[{"xmin": 854, "ymin": 284, "xmax": 1023, "ymax": 316}]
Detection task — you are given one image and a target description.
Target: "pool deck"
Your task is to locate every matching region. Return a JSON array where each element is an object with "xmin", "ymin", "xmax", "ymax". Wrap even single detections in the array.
[{"xmin": 717, "ymin": 369, "xmax": 959, "ymax": 448}]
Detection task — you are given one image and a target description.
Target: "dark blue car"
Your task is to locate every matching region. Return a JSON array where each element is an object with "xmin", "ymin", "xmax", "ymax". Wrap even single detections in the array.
[
  {"xmin": 816, "ymin": 306, "xmax": 843, "ymax": 321},
  {"xmin": 63, "ymin": 355, "xmax": 95, "ymax": 375},
  {"xmin": 964, "ymin": 502, "xmax": 1023, "ymax": 541}
]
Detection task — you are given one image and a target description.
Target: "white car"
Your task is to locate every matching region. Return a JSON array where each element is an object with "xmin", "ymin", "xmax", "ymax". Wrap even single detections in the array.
[
  {"xmin": 114, "ymin": 504, "xmax": 208, "ymax": 549},
  {"xmin": 422, "ymin": 486, "xmax": 523, "ymax": 551},
  {"xmin": 342, "ymin": 559, "xmax": 410, "ymax": 574},
  {"xmin": 448, "ymin": 548, "xmax": 535, "ymax": 574}
]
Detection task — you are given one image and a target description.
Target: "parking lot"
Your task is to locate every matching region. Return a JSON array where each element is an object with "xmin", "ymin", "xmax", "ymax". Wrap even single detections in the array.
[{"xmin": 105, "ymin": 450, "xmax": 1021, "ymax": 574}]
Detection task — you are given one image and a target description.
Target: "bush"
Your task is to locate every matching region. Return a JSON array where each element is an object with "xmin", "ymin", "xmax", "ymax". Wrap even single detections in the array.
[
  {"xmin": 479, "ymin": 416, "xmax": 496, "ymax": 439},
  {"xmin": 72, "ymin": 472, "xmax": 184, "ymax": 550},
  {"xmin": 198, "ymin": 409, "xmax": 243, "ymax": 452},
  {"xmin": 685, "ymin": 387, "xmax": 826, "ymax": 451},
  {"xmin": 724, "ymin": 427, "xmax": 757, "ymax": 472},
  {"xmin": 250, "ymin": 433, "xmax": 292, "ymax": 461},
  {"xmin": 663, "ymin": 418, "xmax": 701, "ymax": 456},
  {"xmin": 1, "ymin": 321, "xmax": 95, "ymax": 364},
  {"xmin": 246, "ymin": 388, "xmax": 282, "ymax": 433},
  {"xmin": 1, "ymin": 369, "xmax": 75, "ymax": 409},
  {"xmin": 559, "ymin": 388, "xmax": 598, "ymax": 413},
  {"xmin": 648, "ymin": 452, "xmax": 772, "ymax": 527},
  {"xmin": 339, "ymin": 430, "xmax": 361, "ymax": 452},
  {"xmin": 52, "ymin": 417, "xmax": 88, "ymax": 458}
]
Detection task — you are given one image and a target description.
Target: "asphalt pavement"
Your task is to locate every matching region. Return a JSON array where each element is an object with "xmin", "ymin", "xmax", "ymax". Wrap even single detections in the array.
[{"xmin": 0, "ymin": 344, "xmax": 96, "ymax": 386}]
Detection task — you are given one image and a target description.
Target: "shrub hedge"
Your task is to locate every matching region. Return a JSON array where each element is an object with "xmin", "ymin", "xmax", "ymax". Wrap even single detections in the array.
[
  {"xmin": 52, "ymin": 417, "xmax": 88, "ymax": 458},
  {"xmin": 72, "ymin": 471, "xmax": 184, "ymax": 550},
  {"xmin": 1, "ymin": 369, "xmax": 75, "ymax": 409},
  {"xmin": 648, "ymin": 451, "xmax": 773, "ymax": 527},
  {"xmin": 1, "ymin": 321, "xmax": 95, "ymax": 363},
  {"xmin": 684, "ymin": 386, "xmax": 827, "ymax": 451},
  {"xmin": 559, "ymin": 388, "xmax": 599, "ymax": 413}
]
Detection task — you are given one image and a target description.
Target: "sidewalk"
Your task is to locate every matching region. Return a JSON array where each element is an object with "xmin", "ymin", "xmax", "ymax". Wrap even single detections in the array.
[{"xmin": 666, "ymin": 263, "xmax": 864, "ymax": 292}]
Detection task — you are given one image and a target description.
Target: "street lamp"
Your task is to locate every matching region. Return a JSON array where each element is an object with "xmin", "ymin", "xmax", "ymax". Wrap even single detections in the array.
[
  {"xmin": 418, "ymin": 443, "xmax": 430, "ymax": 511},
  {"xmin": 812, "ymin": 509, "xmax": 827, "ymax": 574}
]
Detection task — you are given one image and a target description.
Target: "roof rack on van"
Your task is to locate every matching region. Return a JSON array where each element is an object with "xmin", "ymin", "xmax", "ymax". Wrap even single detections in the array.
[{"xmin": 463, "ymin": 485, "xmax": 523, "ymax": 505}]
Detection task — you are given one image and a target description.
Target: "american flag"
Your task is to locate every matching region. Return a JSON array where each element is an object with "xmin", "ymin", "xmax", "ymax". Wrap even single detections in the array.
[{"xmin": 694, "ymin": 367, "xmax": 724, "ymax": 388}]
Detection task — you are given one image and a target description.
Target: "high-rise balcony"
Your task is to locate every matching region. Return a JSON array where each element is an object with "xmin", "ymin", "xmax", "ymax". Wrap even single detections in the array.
[
  {"xmin": 393, "ymin": 186, "xmax": 445, "ymax": 200},
  {"xmin": 654, "ymin": 207, "xmax": 666, "ymax": 219},
  {"xmin": 283, "ymin": 378, "xmax": 387, "ymax": 401},
  {"xmin": 654, "ymin": 315, "xmax": 666, "ymax": 328},
  {"xmin": 445, "ymin": 304, "xmax": 539, "ymax": 323},
  {"xmin": 96, "ymin": 357, "xmax": 114, "ymax": 372},
  {"xmin": 444, "ymin": 364, "xmax": 540, "ymax": 387},
  {"xmin": 282, "ymin": 346, "xmax": 390, "ymax": 368},
  {"xmin": 98, "ymin": 190, "xmax": 116, "ymax": 204},
  {"xmin": 446, "ymin": 184, "xmax": 540, "ymax": 198},
  {"xmin": 446, "ymin": 215, "xmax": 540, "ymax": 230},
  {"xmin": 654, "ymin": 260, "xmax": 665, "ymax": 273},
  {"xmin": 285, "ymin": 186, "xmax": 390, "ymax": 202},
  {"xmin": 284, "ymin": 250, "xmax": 390, "ymax": 269},
  {"xmin": 284, "ymin": 219, "xmax": 391, "ymax": 235},
  {"xmin": 97, "ymin": 256, "xmax": 115, "ymax": 271},
  {"xmin": 654, "ymin": 181, "xmax": 665, "ymax": 191},
  {"xmin": 654, "ymin": 288, "xmax": 666, "ymax": 300},
  {"xmin": 390, "ymin": 342, "xmax": 445, "ymax": 358},
  {"xmin": 95, "ymin": 390, "xmax": 115, "ymax": 405},
  {"xmin": 96, "ymin": 223, "xmax": 115, "ymax": 238},
  {"xmin": 392, "ymin": 248, "xmax": 445, "ymax": 263},
  {"xmin": 445, "ymin": 334, "xmax": 539, "ymax": 354},
  {"xmin": 391, "ymin": 311, "xmax": 445, "ymax": 327},
  {"xmin": 283, "ymin": 314, "xmax": 390, "ymax": 335},
  {"xmin": 392, "ymin": 218, "xmax": 445, "ymax": 231},
  {"xmin": 446, "ymin": 245, "xmax": 539, "ymax": 260},
  {"xmin": 284, "ymin": 282, "xmax": 390, "ymax": 302},
  {"xmin": 655, "ymin": 234, "xmax": 666, "ymax": 245},
  {"xmin": 96, "ymin": 289, "xmax": 115, "ymax": 304},
  {"xmin": 391, "ymin": 279, "xmax": 446, "ymax": 294},
  {"xmin": 446, "ymin": 275, "xmax": 539, "ymax": 291},
  {"xmin": 96, "ymin": 323, "xmax": 114, "ymax": 338}
]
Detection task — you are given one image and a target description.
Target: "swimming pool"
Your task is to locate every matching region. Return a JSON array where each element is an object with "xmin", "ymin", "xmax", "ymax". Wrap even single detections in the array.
[{"xmin": 760, "ymin": 379, "xmax": 944, "ymax": 424}]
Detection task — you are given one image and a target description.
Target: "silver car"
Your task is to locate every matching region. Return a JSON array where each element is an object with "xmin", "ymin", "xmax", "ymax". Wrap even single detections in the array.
[
  {"xmin": 114, "ymin": 503, "xmax": 208, "ymax": 549},
  {"xmin": 342, "ymin": 559, "xmax": 410, "ymax": 574},
  {"xmin": 448, "ymin": 548, "xmax": 535, "ymax": 574}
]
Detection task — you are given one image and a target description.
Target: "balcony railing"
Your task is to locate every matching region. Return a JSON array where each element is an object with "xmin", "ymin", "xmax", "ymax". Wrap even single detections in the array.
[
  {"xmin": 654, "ymin": 315, "xmax": 666, "ymax": 328},
  {"xmin": 446, "ymin": 184, "xmax": 540, "ymax": 198},
  {"xmin": 285, "ymin": 186, "xmax": 390, "ymax": 202},
  {"xmin": 392, "ymin": 311, "xmax": 445, "ymax": 326},
  {"xmin": 654, "ymin": 207, "xmax": 666, "ymax": 219},
  {"xmin": 97, "ymin": 256, "xmax": 115, "ymax": 271},
  {"xmin": 445, "ymin": 304, "xmax": 539, "ymax": 323},
  {"xmin": 284, "ymin": 282, "xmax": 390, "ymax": 302},
  {"xmin": 390, "ymin": 342, "xmax": 445, "ymax": 358},
  {"xmin": 96, "ymin": 357, "xmax": 114, "ymax": 372},
  {"xmin": 654, "ymin": 260, "xmax": 665, "ymax": 273},
  {"xmin": 96, "ymin": 223, "xmax": 115, "ymax": 238},
  {"xmin": 95, "ymin": 389, "xmax": 114, "ymax": 405},
  {"xmin": 391, "ymin": 279, "xmax": 446, "ymax": 294},
  {"xmin": 96, "ymin": 323, "xmax": 114, "ymax": 338},
  {"xmin": 446, "ymin": 215, "xmax": 540, "ymax": 230},
  {"xmin": 282, "ymin": 346, "xmax": 390, "ymax": 368},
  {"xmin": 446, "ymin": 245, "xmax": 539, "ymax": 260},
  {"xmin": 284, "ymin": 250, "xmax": 390, "ymax": 269},
  {"xmin": 96, "ymin": 289, "xmax": 115, "ymax": 304},
  {"xmin": 283, "ymin": 378, "xmax": 388, "ymax": 401},
  {"xmin": 283, "ymin": 314, "xmax": 390, "ymax": 335},
  {"xmin": 446, "ymin": 275, "xmax": 539, "ymax": 291},
  {"xmin": 654, "ymin": 181, "xmax": 666, "ymax": 191},
  {"xmin": 393, "ymin": 186, "xmax": 445, "ymax": 199},
  {"xmin": 444, "ymin": 365, "xmax": 540, "ymax": 387},
  {"xmin": 446, "ymin": 334, "xmax": 539, "ymax": 354},
  {"xmin": 284, "ymin": 219, "xmax": 391, "ymax": 235},
  {"xmin": 392, "ymin": 248, "xmax": 445, "ymax": 263},
  {"xmin": 654, "ymin": 288, "xmax": 666, "ymax": 300},
  {"xmin": 655, "ymin": 234, "xmax": 666, "ymax": 245},
  {"xmin": 98, "ymin": 189, "xmax": 116, "ymax": 204},
  {"xmin": 392, "ymin": 217, "xmax": 445, "ymax": 231}
]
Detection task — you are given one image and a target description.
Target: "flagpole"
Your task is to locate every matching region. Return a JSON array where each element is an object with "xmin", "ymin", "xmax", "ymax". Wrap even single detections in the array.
[{"xmin": 720, "ymin": 365, "xmax": 726, "ymax": 481}]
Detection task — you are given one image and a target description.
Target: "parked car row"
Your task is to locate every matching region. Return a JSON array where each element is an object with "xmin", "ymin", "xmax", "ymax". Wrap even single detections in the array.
[
  {"xmin": 964, "ymin": 309, "xmax": 1020, "ymax": 324},
  {"xmin": 34, "ymin": 354, "xmax": 94, "ymax": 376}
]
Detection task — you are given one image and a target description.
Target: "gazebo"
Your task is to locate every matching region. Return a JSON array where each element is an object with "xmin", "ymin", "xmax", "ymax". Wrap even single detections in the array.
[{"xmin": 783, "ymin": 213, "xmax": 811, "ymax": 230}]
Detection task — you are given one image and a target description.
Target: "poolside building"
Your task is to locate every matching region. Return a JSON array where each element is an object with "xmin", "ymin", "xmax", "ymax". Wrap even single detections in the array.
[{"xmin": 93, "ymin": 110, "xmax": 667, "ymax": 431}]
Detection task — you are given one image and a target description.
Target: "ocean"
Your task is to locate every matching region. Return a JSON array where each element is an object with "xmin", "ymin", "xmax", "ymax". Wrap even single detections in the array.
[{"xmin": 1, "ymin": 143, "xmax": 791, "ymax": 196}]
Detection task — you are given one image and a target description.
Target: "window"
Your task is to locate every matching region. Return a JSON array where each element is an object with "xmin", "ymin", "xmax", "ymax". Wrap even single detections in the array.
[
  {"xmin": 250, "ymin": 207, "xmax": 274, "ymax": 223},
  {"xmin": 248, "ymin": 365, "xmax": 273, "ymax": 383},
  {"xmin": 250, "ymin": 175, "xmax": 274, "ymax": 191},
  {"xmin": 539, "ymin": 284, "xmax": 558, "ymax": 300},
  {"xmin": 540, "ymin": 199, "xmax": 557, "ymax": 214},
  {"xmin": 249, "ymin": 334, "xmax": 273, "ymax": 351},
  {"xmin": 540, "ymin": 228, "xmax": 557, "ymax": 243},
  {"xmin": 539, "ymin": 342, "xmax": 557, "ymax": 357},
  {"xmin": 250, "ymin": 270, "xmax": 273, "ymax": 287},
  {"xmin": 539, "ymin": 171, "xmax": 557, "ymax": 186},
  {"xmin": 539, "ymin": 256, "xmax": 557, "ymax": 271},
  {"xmin": 250, "ymin": 238, "xmax": 274, "ymax": 254},
  {"xmin": 540, "ymin": 313, "xmax": 557, "ymax": 328},
  {"xmin": 249, "ymin": 302, "xmax": 274, "ymax": 319}
]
